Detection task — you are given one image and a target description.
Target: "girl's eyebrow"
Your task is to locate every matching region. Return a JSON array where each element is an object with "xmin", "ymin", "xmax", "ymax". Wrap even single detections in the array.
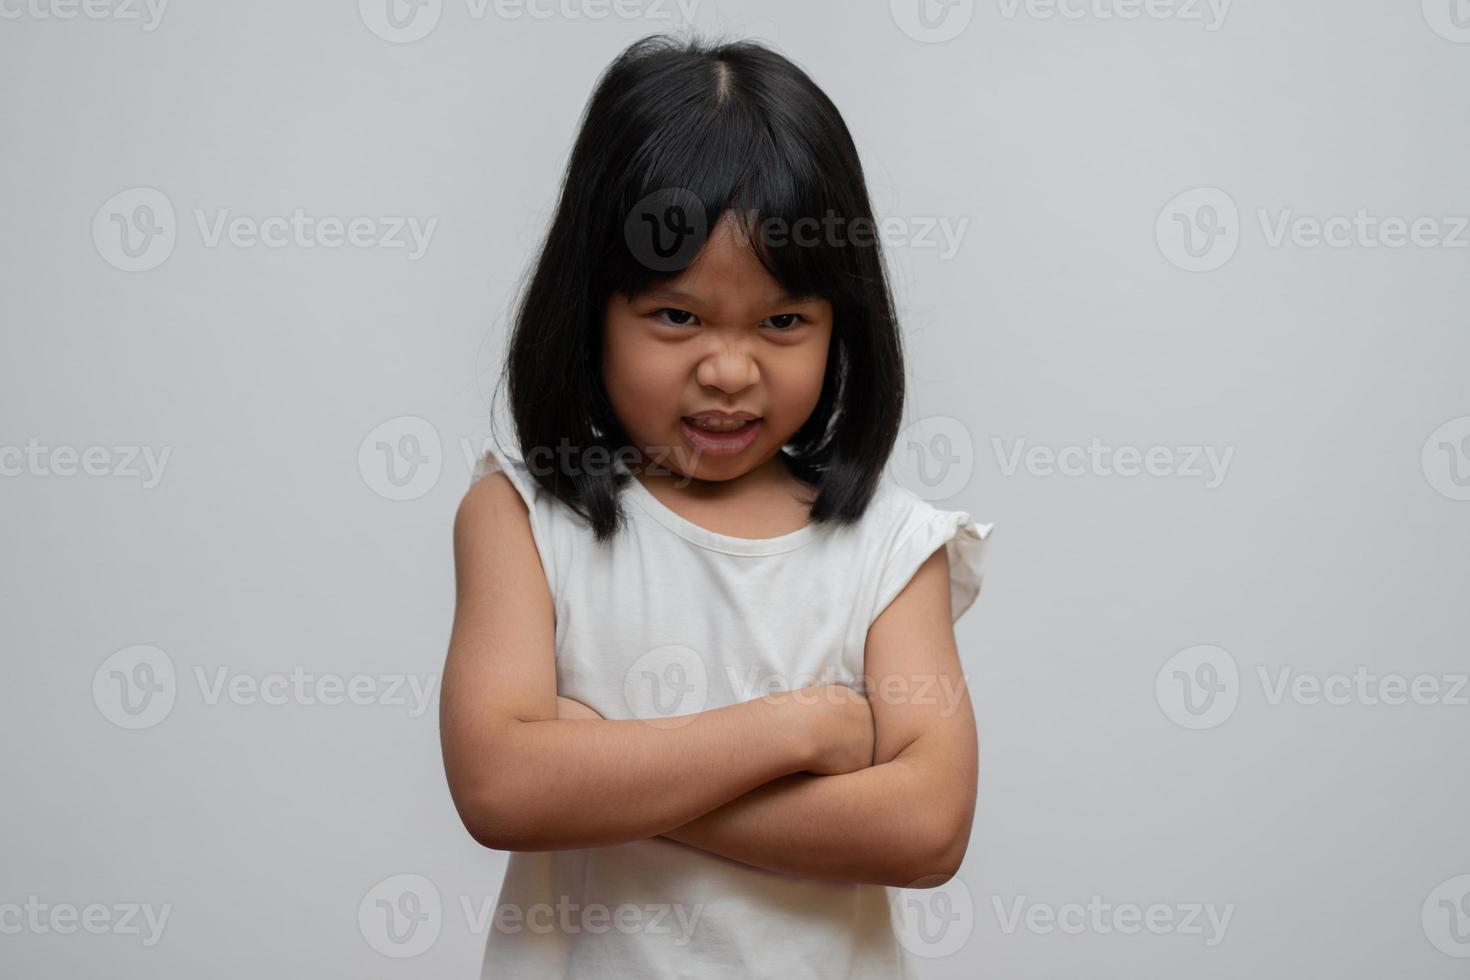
[{"xmin": 642, "ymin": 286, "xmax": 819, "ymax": 306}]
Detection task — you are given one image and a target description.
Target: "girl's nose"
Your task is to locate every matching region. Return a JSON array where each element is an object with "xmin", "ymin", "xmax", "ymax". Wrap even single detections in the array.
[{"xmin": 693, "ymin": 342, "xmax": 759, "ymax": 394}]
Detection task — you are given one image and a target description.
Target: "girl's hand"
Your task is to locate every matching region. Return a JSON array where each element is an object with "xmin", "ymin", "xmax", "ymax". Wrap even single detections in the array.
[
  {"xmin": 556, "ymin": 695, "xmax": 604, "ymax": 721},
  {"xmin": 797, "ymin": 684, "xmax": 875, "ymax": 776}
]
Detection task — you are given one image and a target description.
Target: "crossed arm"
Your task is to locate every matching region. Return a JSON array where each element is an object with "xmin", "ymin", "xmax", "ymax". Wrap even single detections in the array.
[
  {"xmin": 440, "ymin": 471, "xmax": 978, "ymax": 889},
  {"xmin": 556, "ymin": 546, "xmax": 977, "ymax": 887}
]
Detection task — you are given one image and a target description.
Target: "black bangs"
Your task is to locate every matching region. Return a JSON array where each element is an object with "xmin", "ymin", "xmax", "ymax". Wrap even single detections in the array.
[{"xmin": 498, "ymin": 33, "xmax": 907, "ymax": 544}]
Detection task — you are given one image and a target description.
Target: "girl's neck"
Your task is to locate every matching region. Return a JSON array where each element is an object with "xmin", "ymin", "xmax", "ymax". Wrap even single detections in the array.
[
  {"xmin": 630, "ymin": 449, "xmax": 811, "ymax": 503},
  {"xmin": 629, "ymin": 450, "xmax": 817, "ymax": 539}
]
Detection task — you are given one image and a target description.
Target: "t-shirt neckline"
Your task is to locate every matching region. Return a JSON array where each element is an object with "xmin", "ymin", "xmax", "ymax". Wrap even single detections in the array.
[{"xmin": 617, "ymin": 462, "xmax": 823, "ymax": 557}]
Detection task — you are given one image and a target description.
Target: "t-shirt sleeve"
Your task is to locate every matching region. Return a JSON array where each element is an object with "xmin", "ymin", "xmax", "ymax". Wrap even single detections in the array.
[
  {"xmin": 470, "ymin": 444, "xmax": 559, "ymax": 600},
  {"xmin": 869, "ymin": 490, "xmax": 994, "ymax": 628}
]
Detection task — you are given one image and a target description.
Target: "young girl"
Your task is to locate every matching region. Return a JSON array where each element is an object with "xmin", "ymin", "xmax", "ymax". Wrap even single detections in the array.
[{"xmin": 440, "ymin": 33, "xmax": 993, "ymax": 979}]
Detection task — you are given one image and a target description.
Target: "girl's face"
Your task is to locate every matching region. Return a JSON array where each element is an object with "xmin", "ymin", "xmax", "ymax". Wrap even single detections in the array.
[{"xmin": 603, "ymin": 212, "xmax": 834, "ymax": 485}]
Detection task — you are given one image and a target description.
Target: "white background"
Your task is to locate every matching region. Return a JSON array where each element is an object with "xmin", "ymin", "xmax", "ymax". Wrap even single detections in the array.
[{"xmin": 3, "ymin": 0, "xmax": 1469, "ymax": 976}]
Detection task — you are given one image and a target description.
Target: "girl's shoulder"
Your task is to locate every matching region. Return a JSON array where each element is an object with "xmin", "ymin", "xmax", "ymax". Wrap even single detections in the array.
[
  {"xmin": 468, "ymin": 442, "xmax": 571, "ymax": 595},
  {"xmin": 470, "ymin": 442, "xmax": 538, "ymax": 500},
  {"xmin": 859, "ymin": 475, "xmax": 996, "ymax": 627},
  {"xmin": 469, "ymin": 443, "xmax": 585, "ymax": 516}
]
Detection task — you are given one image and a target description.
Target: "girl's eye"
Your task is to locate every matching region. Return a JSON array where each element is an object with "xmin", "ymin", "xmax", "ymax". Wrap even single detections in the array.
[
  {"xmin": 653, "ymin": 307, "xmax": 699, "ymax": 327},
  {"xmin": 762, "ymin": 313, "xmax": 806, "ymax": 331},
  {"xmin": 651, "ymin": 308, "xmax": 807, "ymax": 330}
]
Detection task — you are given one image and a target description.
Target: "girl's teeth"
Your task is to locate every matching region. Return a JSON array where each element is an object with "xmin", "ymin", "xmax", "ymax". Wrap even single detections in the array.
[{"xmin": 688, "ymin": 418, "xmax": 749, "ymax": 432}]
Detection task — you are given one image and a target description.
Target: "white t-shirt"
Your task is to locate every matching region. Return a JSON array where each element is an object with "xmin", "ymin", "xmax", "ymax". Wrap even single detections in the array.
[{"xmin": 469, "ymin": 443, "xmax": 993, "ymax": 980}]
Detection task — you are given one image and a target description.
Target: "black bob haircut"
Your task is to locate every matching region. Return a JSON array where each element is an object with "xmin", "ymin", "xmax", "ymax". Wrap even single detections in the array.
[{"xmin": 493, "ymin": 32, "xmax": 907, "ymax": 544}]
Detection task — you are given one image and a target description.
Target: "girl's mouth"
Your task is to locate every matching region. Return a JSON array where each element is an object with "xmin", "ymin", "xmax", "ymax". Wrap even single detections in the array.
[{"xmin": 679, "ymin": 417, "xmax": 762, "ymax": 455}]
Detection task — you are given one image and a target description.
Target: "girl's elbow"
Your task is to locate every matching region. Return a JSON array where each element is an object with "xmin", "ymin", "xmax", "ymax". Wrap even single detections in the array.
[
  {"xmin": 444, "ymin": 722, "xmax": 548, "ymax": 850},
  {"xmin": 446, "ymin": 759, "xmax": 541, "ymax": 851},
  {"xmin": 905, "ymin": 810, "xmax": 973, "ymax": 887},
  {"xmin": 461, "ymin": 790, "xmax": 543, "ymax": 851},
  {"xmin": 467, "ymin": 817, "xmax": 526, "ymax": 853}
]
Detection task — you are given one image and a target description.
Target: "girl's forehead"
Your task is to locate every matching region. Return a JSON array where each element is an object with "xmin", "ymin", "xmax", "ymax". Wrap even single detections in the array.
[
  {"xmin": 676, "ymin": 220, "xmax": 783, "ymax": 283},
  {"xmin": 613, "ymin": 202, "xmax": 845, "ymax": 313},
  {"xmin": 663, "ymin": 217, "xmax": 817, "ymax": 291}
]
